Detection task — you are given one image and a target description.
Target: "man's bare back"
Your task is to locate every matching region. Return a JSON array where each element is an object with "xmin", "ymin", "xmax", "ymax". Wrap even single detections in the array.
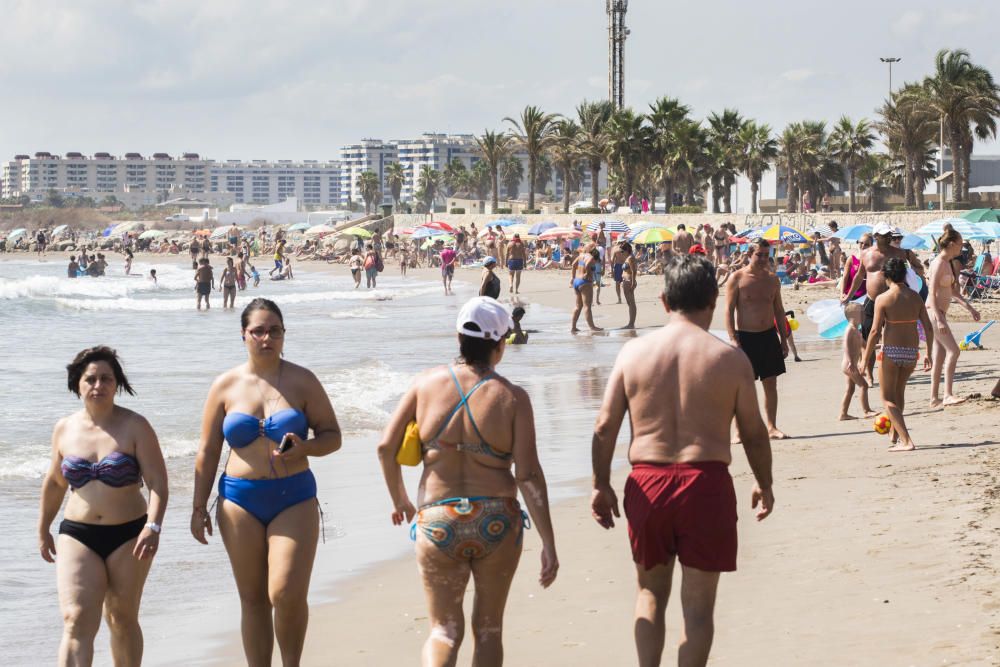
[{"xmin": 673, "ymin": 230, "xmax": 693, "ymax": 255}]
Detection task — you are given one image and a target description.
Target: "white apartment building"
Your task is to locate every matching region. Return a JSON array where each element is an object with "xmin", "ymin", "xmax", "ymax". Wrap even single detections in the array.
[
  {"xmin": 209, "ymin": 160, "xmax": 342, "ymax": 207},
  {"xmin": 338, "ymin": 139, "xmax": 398, "ymax": 208},
  {"xmin": 394, "ymin": 133, "xmax": 482, "ymax": 201}
]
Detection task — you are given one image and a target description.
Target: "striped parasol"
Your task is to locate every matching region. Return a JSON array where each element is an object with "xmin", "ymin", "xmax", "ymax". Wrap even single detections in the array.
[
  {"xmin": 587, "ymin": 219, "xmax": 630, "ymax": 234},
  {"xmin": 915, "ymin": 218, "xmax": 991, "ymax": 241}
]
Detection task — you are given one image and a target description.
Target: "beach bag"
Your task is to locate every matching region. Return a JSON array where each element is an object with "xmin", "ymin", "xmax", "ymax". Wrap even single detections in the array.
[
  {"xmin": 396, "ymin": 420, "xmax": 422, "ymax": 466},
  {"xmin": 375, "ymin": 252, "xmax": 384, "ymax": 273}
]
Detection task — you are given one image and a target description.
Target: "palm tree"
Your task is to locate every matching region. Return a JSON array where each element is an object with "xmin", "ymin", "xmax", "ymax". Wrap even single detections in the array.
[
  {"xmin": 474, "ymin": 130, "xmax": 513, "ymax": 212},
  {"xmin": 504, "ymin": 105, "xmax": 559, "ymax": 210},
  {"xmin": 469, "ymin": 160, "xmax": 491, "ymax": 204},
  {"xmin": 648, "ymin": 96, "xmax": 692, "ymax": 211},
  {"xmin": 795, "ymin": 121, "xmax": 840, "ymax": 209},
  {"xmin": 705, "ymin": 109, "xmax": 744, "ymax": 212},
  {"xmin": 668, "ymin": 119, "xmax": 708, "ymax": 206},
  {"xmin": 856, "ymin": 153, "xmax": 892, "ymax": 211},
  {"xmin": 577, "ymin": 100, "xmax": 614, "ymax": 208},
  {"xmin": 443, "ymin": 158, "xmax": 468, "ymax": 197},
  {"xmin": 604, "ymin": 108, "xmax": 652, "ymax": 204},
  {"xmin": 829, "ymin": 116, "xmax": 875, "ymax": 211},
  {"xmin": 777, "ymin": 122, "xmax": 804, "ymax": 212},
  {"xmin": 355, "ymin": 171, "xmax": 381, "ymax": 214},
  {"xmin": 920, "ymin": 48, "xmax": 1000, "ymax": 203},
  {"xmin": 533, "ymin": 153, "xmax": 553, "ymax": 195},
  {"xmin": 551, "ymin": 119, "xmax": 583, "ymax": 213},
  {"xmin": 876, "ymin": 85, "xmax": 938, "ymax": 208},
  {"xmin": 499, "ymin": 156, "xmax": 524, "ymax": 201},
  {"xmin": 417, "ymin": 166, "xmax": 442, "ymax": 214},
  {"xmin": 737, "ymin": 121, "xmax": 777, "ymax": 214},
  {"xmin": 384, "ymin": 162, "xmax": 406, "ymax": 210}
]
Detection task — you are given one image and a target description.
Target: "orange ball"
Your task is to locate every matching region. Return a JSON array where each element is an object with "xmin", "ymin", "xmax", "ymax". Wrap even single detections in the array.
[{"xmin": 873, "ymin": 414, "xmax": 892, "ymax": 435}]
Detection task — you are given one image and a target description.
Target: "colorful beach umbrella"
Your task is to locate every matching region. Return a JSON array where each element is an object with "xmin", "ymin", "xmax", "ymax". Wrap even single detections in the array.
[
  {"xmin": 915, "ymin": 218, "xmax": 990, "ymax": 241},
  {"xmin": 528, "ymin": 221, "xmax": 558, "ymax": 236},
  {"xmin": 411, "ymin": 226, "xmax": 448, "ymax": 240},
  {"xmin": 340, "ymin": 226, "xmax": 372, "ymax": 238},
  {"xmin": 423, "ymin": 221, "xmax": 455, "ymax": 232},
  {"xmin": 538, "ymin": 227, "xmax": 582, "ymax": 240},
  {"xmin": 587, "ymin": 219, "xmax": 630, "ymax": 234},
  {"xmin": 832, "ymin": 224, "xmax": 873, "ymax": 242},
  {"xmin": 139, "ymin": 229, "xmax": 167, "ymax": 239},
  {"xmin": 630, "ymin": 227, "xmax": 675, "ymax": 244},
  {"xmin": 755, "ymin": 224, "xmax": 809, "ymax": 244},
  {"xmin": 960, "ymin": 208, "xmax": 1000, "ymax": 224}
]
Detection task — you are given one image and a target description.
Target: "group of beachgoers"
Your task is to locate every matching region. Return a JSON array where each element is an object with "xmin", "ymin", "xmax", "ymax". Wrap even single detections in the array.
[{"xmin": 38, "ymin": 264, "xmax": 780, "ymax": 666}]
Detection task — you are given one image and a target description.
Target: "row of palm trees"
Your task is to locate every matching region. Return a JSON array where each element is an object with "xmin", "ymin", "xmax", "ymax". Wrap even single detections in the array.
[{"xmin": 357, "ymin": 49, "xmax": 998, "ymax": 215}]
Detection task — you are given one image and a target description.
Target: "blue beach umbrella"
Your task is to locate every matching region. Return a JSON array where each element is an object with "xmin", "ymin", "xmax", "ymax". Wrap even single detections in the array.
[
  {"xmin": 915, "ymin": 217, "xmax": 990, "ymax": 241},
  {"xmin": 101, "ymin": 225, "xmax": 116, "ymax": 237},
  {"xmin": 486, "ymin": 219, "xmax": 518, "ymax": 228},
  {"xmin": 898, "ymin": 233, "xmax": 927, "ymax": 250},
  {"xmin": 287, "ymin": 222, "xmax": 311, "ymax": 233},
  {"xmin": 974, "ymin": 220, "xmax": 1000, "ymax": 239},
  {"xmin": 832, "ymin": 224, "xmax": 873, "ymax": 242},
  {"xmin": 527, "ymin": 221, "xmax": 558, "ymax": 236}
]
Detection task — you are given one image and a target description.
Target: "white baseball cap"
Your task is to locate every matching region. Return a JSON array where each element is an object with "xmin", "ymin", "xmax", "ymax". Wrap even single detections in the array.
[
  {"xmin": 456, "ymin": 297, "xmax": 514, "ymax": 341},
  {"xmin": 872, "ymin": 222, "xmax": 894, "ymax": 236},
  {"xmin": 889, "ymin": 225, "xmax": 905, "ymax": 237}
]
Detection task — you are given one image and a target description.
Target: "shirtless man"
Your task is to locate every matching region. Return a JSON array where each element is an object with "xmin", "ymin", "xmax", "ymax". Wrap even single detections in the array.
[
  {"xmin": 841, "ymin": 223, "xmax": 925, "ymax": 382},
  {"xmin": 926, "ymin": 224, "xmax": 980, "ymax": 406},
  {"xmin": 591, "ymin": 255, "xmax": 774, "ymax": 667},
  {"xmin": 726, "ymin": 238, "xmax": 790, "ymax": 439},
  {"xmin": 610, "ymin": 242, "xmax": 627, "ymax": 303},
  {"xmin": 507, "ymin": 234, "xmax": 527, "ymax": 294},
  {"xmin": 194, "ymin": 258, "xmax": 214, "ymax": 310},
  {"xmin": 219, "ymin": 257, "xmax": 238, "ymax": 309},
  {"xmin": 673, "ymin": 224, "xmax": 693, "ymax": 255}
]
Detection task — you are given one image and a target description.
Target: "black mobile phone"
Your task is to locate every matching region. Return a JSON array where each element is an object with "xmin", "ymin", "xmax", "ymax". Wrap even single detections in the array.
[{"xmin": 278, "ymin": 434, "xmax": 294, "ymax": 454}]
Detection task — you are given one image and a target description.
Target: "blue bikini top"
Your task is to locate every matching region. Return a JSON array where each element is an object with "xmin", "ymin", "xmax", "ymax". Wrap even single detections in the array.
[{"xmin": 222, "ymin": 408, "xmax": 308, "ymax": 448}]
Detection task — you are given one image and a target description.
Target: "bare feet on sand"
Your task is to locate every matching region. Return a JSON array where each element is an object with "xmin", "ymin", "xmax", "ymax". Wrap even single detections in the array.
[
  {"xmin": 942, "ymin": 395, "xmax": 967, "ymax": 406},
  {"xmin": 839, "ymin": 413, "xmax": 857, "ymax": 421},
  {"xmin": 768, "ymin": 428, "xmax": 789, "ymax": 440},
  {"xmin": 888, "ymin": 442, "xmax": 916, "ymax": 452},
  {"xmin": 863, "ymin": 410, "xmax": 878, "ymax": 418}
]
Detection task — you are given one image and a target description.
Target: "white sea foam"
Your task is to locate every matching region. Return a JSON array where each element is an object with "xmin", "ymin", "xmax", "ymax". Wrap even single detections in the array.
[
  {"xmin": 329, "ymin": 307, "xmax": 386, "ymax": 320},
  {"xmin": 320, "ymin": 361, "xmax": 412, "ymax": 433}
]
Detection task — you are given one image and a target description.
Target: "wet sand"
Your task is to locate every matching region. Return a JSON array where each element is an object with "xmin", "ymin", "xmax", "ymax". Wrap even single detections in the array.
[{"xmin": 260, "ymin": 264, "xmax": 1000, "ymax": 666}]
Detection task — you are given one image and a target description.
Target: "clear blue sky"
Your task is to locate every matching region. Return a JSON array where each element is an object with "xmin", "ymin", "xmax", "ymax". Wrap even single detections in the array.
[{"xmin": 1, "ymin": 0, "xmax": 997, "ymax": 160}]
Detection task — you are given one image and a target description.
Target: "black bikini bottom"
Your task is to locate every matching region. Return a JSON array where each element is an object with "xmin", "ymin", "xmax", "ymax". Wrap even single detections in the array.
[{"xmin": 59, "ymin": 515, "xmax": 147, "ymax": 560}]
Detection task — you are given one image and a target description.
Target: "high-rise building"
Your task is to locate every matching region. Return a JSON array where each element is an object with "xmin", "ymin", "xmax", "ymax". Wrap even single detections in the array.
[
  {"xmin": 209, "ymin": 159, "xmax": 341, "ymax": 206},
  {"xmin": 338, "ymin": 139, "xmax": 398, "ymax": 208}
]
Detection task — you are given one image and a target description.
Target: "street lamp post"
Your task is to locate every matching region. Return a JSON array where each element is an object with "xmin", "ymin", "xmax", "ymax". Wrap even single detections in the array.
[{"xmin": 879, "ymin": 57, "xmax": 901, "ymax": 96}]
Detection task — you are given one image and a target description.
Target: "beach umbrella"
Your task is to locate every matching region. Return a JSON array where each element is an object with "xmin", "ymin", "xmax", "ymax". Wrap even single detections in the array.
[
  {"xmin": 733, "ymin": 226, "xmax": 761, "ymax": 239},
  {"xmin": 626, "ymin": 222, "xmax": 670, "ymax": 239},
  {"xmin": 304, "ymin": 224, "xmax": 336, "ymax": 237},
  {"xmin": 139, "ymin": 230, "xmax": 167, "ymax": 240},
  {"xmin": 339, "ymin": 226, "xmax": 372, "ymax": 238},
  {"xmin": 807, "ymin": 222, "xmax": 834, "ymax": 237},
  {"xmin": 411, "ymin": 226, "xmax": 448, "ymax": 240},
  {"xmin": 287, "ymin": 222, "xmax": 311, "ymax": 232},
  {"xmin": 832, "ymin": 224, "xmax": 873, "ymax": 242},
  {"xmin": 898, "ymin": 233, "xmax": 927, "ymax": 250},
  {"xmin": 527, "ymin": 221, "xmax": 558, "ymax": 236},
  {"xmin": 974, "ymin": 220, "xmax": 1000, "ymax": 239},
  {"xmin": 485, "ymin": 219, "xmax": 518, "ymax": 228},
  {"xmin": 960, "ymin": 208, "xmax": 1000, "ymax": 224},
  {"xmin": 915, "ymin": 217, "xmax": 990, "ymax": 241},
  {"xmin": 192, "ymin": 229, "xmax": 212, "ymax": 237},
  {"xmin": 101, "ymin": 225, "xmax": 116, "ymax": 237},
  {"xmin": 423, "ymin": 221, "xmax": 455, "ymax": 232},
  {"xmin": 538, "ymin": 227, "xmax": 582, "ymax": 240},
  {"xmin": 587, "ymin": 219, "xmax": 630, "ymax": 234},
  {"xmin": 113, "ymin": 221, "xmax": 145, "ymax": 234},
  {"xmin": 210, "ymin": 225, "xmax": 233, "ymax": 239},
  {"xmin": 630, "ymin": 227, "xmax": 675, "ymax": 244},
  {"xmin": 505, "ymin": 224, "xmax": 532, "ymax": 237},
  {"xmin": 50, "ymin": 224, "xmax": 69, "ymax": 237},
  {"xmin": 756, "ymin": 224, "xmax": 809, "ymax": 244},
  {"xmin": 6, "ymin": 227, "xmax": 27, "ymax": 240},
  {"xmin": 421, "ymin": 235, "xmax": 455, "ymax": 249}
]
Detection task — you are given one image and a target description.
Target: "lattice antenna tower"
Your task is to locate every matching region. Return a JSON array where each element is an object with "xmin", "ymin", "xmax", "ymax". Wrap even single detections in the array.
[{"xmin": 607, "ymin": 0, "xmax": 629, "ymax": 110}]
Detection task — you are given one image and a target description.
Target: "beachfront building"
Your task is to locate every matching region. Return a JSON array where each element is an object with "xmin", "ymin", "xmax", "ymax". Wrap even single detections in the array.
[
  {"xmin": 394, "ymin": 133, "xmax": 481, "ymax": 201},
  {"xmin": 208, "ymin": 160, "xmax": 342, "ymax": 207},
  {"xmin": 338, "ymin": 140, "xmax": 398, "ymax": 208}
]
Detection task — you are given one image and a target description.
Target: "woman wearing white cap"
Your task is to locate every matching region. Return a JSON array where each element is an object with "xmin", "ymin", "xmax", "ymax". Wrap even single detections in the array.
[{"xmin": 377, "ymin": 296, "xmax": 558, "ymax": 665}]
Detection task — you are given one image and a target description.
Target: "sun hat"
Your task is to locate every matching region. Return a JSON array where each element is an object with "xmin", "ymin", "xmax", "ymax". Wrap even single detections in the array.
[
  {"xmin": 872, "ymin": 222, "xmax": 894, "ymax": 236},
  {"xmin": 456, "ymin": 297, "xmax": 514, "ymax": 341}
]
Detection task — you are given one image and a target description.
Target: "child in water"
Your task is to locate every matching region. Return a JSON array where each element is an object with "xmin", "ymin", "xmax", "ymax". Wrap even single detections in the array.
[
  {"xmin": 509, "ymin": 306, "xmax": 529, "ymax": 344},
  {"xmin": 840, "ymin": 302, "xmax": 874, "ymax": 420},
  {"xmin": 149, "ymin": 269, "xmax": 157, "ymax": 285},
  {"xmin": 249, "ymin": 264, "xmax": 260, "ymax": 287}
]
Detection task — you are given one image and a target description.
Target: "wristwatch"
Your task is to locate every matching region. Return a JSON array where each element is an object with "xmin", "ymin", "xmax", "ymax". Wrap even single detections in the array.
[{"xmin": 145, "ymin": 522, "xmax": 161, "ymax": 534}]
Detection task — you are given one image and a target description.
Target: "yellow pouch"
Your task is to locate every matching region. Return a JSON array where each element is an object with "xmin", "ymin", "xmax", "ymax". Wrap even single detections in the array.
[{"xmin": 396, "ymin": 419, "xmax": 422, "ymax": 466}]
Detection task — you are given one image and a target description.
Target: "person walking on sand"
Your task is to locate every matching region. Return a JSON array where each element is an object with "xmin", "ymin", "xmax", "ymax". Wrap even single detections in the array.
[
  {"xmin": 38, "ymin": 346, "xmax": 168, "ymax": 667},
  {"xmin": 621, "ymin": 242, "xmax": 638, "ymax": 329},
  {"xmin": 610, "ymin": 241, "xmax": 626, "ymax": 304},
  {"xmin": 220, "ymin": 257, "xmax": 238, "ymax": 309},
  {"xmin": 725, "ymin": 239, "xmax": 790, "ymax": 439},
  {"xmin": 862, "ymin": 258, "xmax": 934, "ymax": 451},
  {"xmin": 377, "ymin": 297, "xmax": 558, "ymax": 666},
  {"xmin": 591, "ymin": 256, "xmax": 774, "ymax": 667},
  {"xmin": 570, "ymin": 245, "xmax": 602, "ymax": 333},
  {"xmin": 507, "ymin": 234, "xmax": 527, "ymax": 294},
  {"xmin": 440, "ymin": 243, "xmax": 456, "ymax": 295},
  {"xmin": 839, "ymin": 302, "xmax": 875, "ymax": 420},
  {"xmin": 194, "ymin": 258, "xmax": 214, "ymax": 311},
  {"xmin": 926, "ymin": 223, "xmax": 980, "ymax": 407},
  {"xmin": 479, "ymin": 256, "xmax": 501, "ymax": 299},
  {"xmin": 191, "ymin": 299, "xmax": 342, "ymax": 667}
]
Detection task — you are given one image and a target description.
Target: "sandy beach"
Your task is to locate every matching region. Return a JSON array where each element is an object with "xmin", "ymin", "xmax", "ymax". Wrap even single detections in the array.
[{"xmin": 185, "ymin": 261, "xmax": 1000, "ymax": 666}]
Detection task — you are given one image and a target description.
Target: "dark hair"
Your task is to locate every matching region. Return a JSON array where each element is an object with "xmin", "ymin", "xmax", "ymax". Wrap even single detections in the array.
[
  {"xmin": 66, "ymin": 346, "xmax": 135, "ymax": 396},
  {"xmin": 677, "ymin": 224, "xmax": 686, "ymax": 231},
  {"xmin": 662, "ymin": 255, "xmax": 719, "ymax": 312},
  {"xmin": 621, "ymin": 242, "xmax": 633, "ymax": 255},
  {"xmin": 753, "ymin": 238, "xmax": 770, "ymax": 252},
  {"xmin": 883, "ymin": 257, "xmax": 908, "ymax": 284},
  {"xmin": 458, "ymin": 328, "xmax": 502, "ymax": 368},
  {"xmin": 937, "ymin": 223, "xmax": 961, "ymax": 249},
  {"xmin": 70, "ymin": 255, "xmax": 76, "ymax": 261},
  {"xmin": 829, "ymin": 221, "xmax": 839, "ymax": 230},
  {"xmin": 241, "ymin": 298, "xmax": 284, "ymax": 330},
  {"xmin": 511, "ymin": 306, "xmax": 526, "ymax": 320}
]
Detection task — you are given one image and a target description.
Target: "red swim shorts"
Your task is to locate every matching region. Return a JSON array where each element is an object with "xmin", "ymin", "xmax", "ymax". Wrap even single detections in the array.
[{"xmin": 623, "ymin": 462, "xmax": 738, "ymax": 572}]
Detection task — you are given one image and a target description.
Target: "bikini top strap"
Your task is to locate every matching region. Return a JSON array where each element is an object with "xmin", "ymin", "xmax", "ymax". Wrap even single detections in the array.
[{"xmin": 427, "ymin": 367, "xmax": 495, "ymax": 443}]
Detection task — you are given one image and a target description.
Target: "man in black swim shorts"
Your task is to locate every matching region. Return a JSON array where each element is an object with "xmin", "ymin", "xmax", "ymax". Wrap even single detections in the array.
[{"xmin": 725, "ymin": 238, "xmax": 790, "ymax": 439}]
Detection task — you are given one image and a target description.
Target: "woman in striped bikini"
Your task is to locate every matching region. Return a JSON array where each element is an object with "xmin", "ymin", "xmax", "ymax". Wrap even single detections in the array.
[
  {"xmin": 862, "ymin": 258, "xmax": 935, "ymax": 451},
  {"xmin": 37, "ymin": 346, "xmax": 169, "ymax": 665}
]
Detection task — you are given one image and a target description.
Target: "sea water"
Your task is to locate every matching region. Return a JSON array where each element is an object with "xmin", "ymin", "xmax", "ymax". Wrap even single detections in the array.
[{"xmin": 0, "ymin": 256, "xmax": 627, "ymax": 665}]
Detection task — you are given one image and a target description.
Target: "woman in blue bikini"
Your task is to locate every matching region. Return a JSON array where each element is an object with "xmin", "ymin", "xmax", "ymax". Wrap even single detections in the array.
[
  {"xmin": 570, "ymin": 244, "xmax": 603, "ymax": 333},
  {"xmin": 377, "ymin": 296, "xmax": 558, "ymax": 666},
  {"xmin": 191, "ymin": 298, "xmax": 342, "ymax": 666}
]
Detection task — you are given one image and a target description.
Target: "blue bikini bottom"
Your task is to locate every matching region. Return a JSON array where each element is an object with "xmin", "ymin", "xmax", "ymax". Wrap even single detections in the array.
[{"xmin": 218, "ymin": 469, "xmax": 317, "ymax": 526}]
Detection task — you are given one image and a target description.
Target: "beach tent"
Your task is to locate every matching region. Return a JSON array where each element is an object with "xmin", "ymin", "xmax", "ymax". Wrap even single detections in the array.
[
  {"xmin": 6, "ymin": 227, "xmax": 27, "ymax": 240},
  {"xmin": 101, "ymin": 225, "xmax": 116, "ymax": 237},
  {"xmin": 50, "ymin": 224, "xmax": 69, "ymax": 237}
]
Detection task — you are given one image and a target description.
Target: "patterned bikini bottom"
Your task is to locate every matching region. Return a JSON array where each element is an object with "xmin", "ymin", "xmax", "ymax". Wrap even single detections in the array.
[
  {"xmin": 882, "ymin": 345, "xmax": 918, "ymax": 367},
  {"xmin": 414, "ymin": 496, "xmax": 529, "ymax": 561}
]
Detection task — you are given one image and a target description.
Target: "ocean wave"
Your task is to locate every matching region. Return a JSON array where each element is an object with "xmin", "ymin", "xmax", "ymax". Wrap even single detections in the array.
[
  {"xmin": 320, "ymin": 360, "xmax": 412, "ymax": 433},
  {"xmin": 329, "ymin": 307, "xmax": 386, "ymax": 320}
]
